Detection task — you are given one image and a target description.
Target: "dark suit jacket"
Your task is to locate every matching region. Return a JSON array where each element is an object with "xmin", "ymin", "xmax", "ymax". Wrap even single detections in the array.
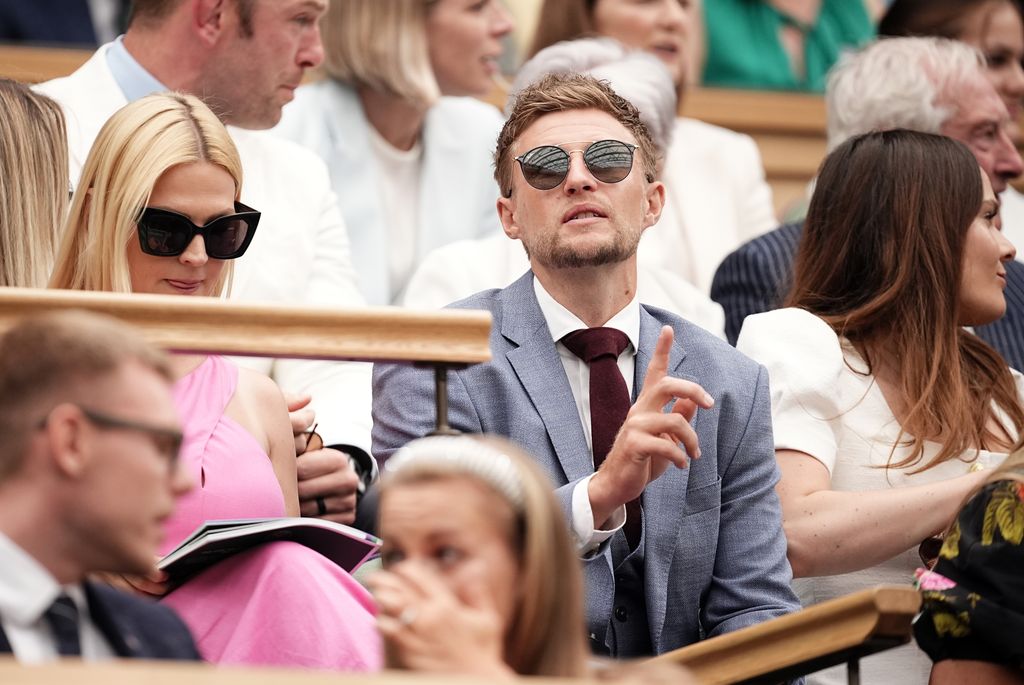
[
  {"xmin": 0, "ymin": 0, "xmax": 96, "ymax": 45},
  {"xmin": 711, "ymin": 222, "xmax": 1024, "ymax": 371},
  {"xmin": 0, "ymin": 581, "xmax": 201, "ymax": 661},
  {"xmin": 373, "ymin": 272, "xmax": 800, "ymax": 655}
]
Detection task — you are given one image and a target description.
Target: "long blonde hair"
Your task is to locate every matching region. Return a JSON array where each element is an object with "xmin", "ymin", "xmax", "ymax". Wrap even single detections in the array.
[
  {"xmin": 0, "ymin": 80, "xmax": 68, "ymax": 288},
  {"xmin": 49, "ymin": 92, "xmax": 243, "ymax": 295},
  {"xmin": 380, "ymin": 435, "xmax": 589, "ymax": 677}
]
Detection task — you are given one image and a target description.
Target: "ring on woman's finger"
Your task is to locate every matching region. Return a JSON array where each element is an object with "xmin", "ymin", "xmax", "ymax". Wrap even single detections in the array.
[
  {"xmin": 316, "ymin": 496, "xmax": 327, "ymax": 516},
  {"xmin": 398, "ymin": 607, "xmax": 418, "ymax": 627}
]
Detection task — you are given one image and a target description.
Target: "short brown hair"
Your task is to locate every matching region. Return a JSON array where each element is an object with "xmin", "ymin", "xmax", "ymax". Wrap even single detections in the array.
[
  {"xmin": 129, "ymin": 0, "xmax": 255, "ymax": 35},
  {"xmin": 494, "ymin": 73, "xmax": 657, "ymax": 197},
  {"xmin": 0, "ymin": 311, "xmax": 172, "ymax": 480}
]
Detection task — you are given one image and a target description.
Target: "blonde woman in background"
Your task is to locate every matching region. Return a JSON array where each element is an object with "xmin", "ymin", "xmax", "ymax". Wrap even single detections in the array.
[
  {"xmin": 276, "ymin": 0, "xmax": 513, "ymax": 305},
  {"xmin": 0, "ymin": 79, "xmax": 68, "ymax": 288},
  {"xmin": 50, "ymin": 92, "xmax": 380, "ymax": 671}
]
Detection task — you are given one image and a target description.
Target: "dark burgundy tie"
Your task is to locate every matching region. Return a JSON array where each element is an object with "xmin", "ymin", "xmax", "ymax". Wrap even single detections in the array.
[{"xmin": 562, "ymin": 327, "xmax": 641, "ymax": 548}]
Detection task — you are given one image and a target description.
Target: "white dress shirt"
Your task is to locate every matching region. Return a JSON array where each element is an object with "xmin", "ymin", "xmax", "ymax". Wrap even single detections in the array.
[
  {"xmin": 0, "ymin": 533, "xmax": 114, "ymax": 663},
  {"xmin": 532, "ymin": 278, "xmax": 633, "ymax": 554}
]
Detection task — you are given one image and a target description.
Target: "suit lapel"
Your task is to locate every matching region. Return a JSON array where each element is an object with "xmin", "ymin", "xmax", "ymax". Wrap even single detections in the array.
[
  {"xmin": 634, "ymin": 308, "xmax": 693, "ymax": 651},
  {"xmin": 83, "ymin": 582, "xmax": 140, "ymax": 658},
  {"xmin": 0, "ymin": 623, "xmax": 11, "ymax": 654},
  {"xmin": 502, "ymin": 274, "xmax": 592, "ymax": 483}
]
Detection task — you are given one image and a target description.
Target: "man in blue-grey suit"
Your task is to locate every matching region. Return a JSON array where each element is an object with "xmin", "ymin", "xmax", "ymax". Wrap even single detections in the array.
[
  {"xmin": 712, "ymin": 37, "xmax": 1024, "ymax": 371},
  {"xmin": 0, "ymin": 311, "xmax": 199, "ymax": 663},
  {"xmin": 373, "ymin": 73, "xmax": 800, "ymax": 658}
]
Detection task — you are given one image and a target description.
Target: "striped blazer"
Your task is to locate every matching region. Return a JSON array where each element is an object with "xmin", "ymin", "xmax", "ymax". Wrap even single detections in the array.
[{"xmin": 711, "ymin": 222, "xmax": 1024, "ymax": 372}]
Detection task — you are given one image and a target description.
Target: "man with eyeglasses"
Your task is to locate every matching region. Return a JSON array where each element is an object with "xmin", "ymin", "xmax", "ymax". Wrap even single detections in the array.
[
  {"xmin": 0, "ymin": 311, "xmax": 198, "ymax": 663},
  {"xmin": 372, "ymin": 73, "xmax": 800, "ymax": 658}
]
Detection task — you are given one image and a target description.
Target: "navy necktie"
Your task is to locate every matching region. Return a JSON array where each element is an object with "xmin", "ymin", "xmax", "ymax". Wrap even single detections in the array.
[
  {"xmin": 44, "ymin": 594, "xmax": 81, "ymax": 657},
  {"xmin": 562, "ymin": 327, "xmax": 642, "ymax": 549}
]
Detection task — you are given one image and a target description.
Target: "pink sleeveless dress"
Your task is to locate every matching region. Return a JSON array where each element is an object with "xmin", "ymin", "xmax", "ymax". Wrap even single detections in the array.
[{"xmin": 159, "ymin": 356, "xmax": 381, "ymax": 670}]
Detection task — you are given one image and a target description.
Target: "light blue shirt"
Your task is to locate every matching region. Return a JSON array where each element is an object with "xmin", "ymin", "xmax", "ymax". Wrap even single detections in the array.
[{"xmin": 105, "ymin": 35, "xmax": 167, "ymax": 102}]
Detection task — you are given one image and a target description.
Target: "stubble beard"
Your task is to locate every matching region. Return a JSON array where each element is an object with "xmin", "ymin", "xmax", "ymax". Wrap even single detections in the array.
[{"xmin": 524, "ymin": 222, "xmax": 642, "ymax": 270}]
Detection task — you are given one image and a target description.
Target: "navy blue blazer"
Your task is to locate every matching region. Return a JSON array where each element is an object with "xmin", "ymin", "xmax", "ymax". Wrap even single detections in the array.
[
  {"xmin": 0, "ymin": 0, "xmax": 97, "ymax": 45},
  {"xmin": 373, "ymin": 271, "xmax": 800, "ymax": 656},
  {"xmin": 711, "ymin": 222, "xmax": 1024, "ymax": 371},
  {"xmin": 0, "ymin": 581, "xmax": 201, "ymax": 661}
]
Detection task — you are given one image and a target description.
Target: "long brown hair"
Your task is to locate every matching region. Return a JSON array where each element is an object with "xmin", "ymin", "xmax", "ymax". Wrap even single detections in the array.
[
  {"xmin": 528, "ymin": 0, "xmax": 600, "ymax": 59},
  {"xmin": 787, "ymin": 129, "xmax": 1024, "ymax": 471},
  {"xmin": 879, "ymin": 0, "xmax": 1021, "ymax": 41}
]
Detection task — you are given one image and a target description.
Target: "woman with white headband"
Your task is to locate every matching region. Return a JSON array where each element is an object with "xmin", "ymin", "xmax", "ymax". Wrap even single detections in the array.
[{"xmin": 370, "ymin": 434, "xmax": 589, "ymax": 676}]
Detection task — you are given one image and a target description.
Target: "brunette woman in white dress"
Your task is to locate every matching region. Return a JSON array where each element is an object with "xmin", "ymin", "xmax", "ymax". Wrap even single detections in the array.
[{"xmin": 737, "ymin": 129, "xmax": 1024, "ymax": 684}]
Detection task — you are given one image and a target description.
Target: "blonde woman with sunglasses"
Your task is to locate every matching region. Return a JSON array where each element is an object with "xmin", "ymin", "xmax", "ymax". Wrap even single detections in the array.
[{"xmin": 50, "ymin": 92, "xmax": 381, "ymax": 671}]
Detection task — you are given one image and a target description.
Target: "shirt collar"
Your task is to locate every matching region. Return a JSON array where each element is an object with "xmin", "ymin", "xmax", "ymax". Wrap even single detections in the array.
[
  {"xmin": 105, "ymin": 35, "xmax": 168, "ymax": 103},
  {"xmin": 532, "ymin": 275, "xmax": 640, "ymax": 351},
  {"xmin": 0, "ymin": 532, "xmax": 65, "ymax": 626}
]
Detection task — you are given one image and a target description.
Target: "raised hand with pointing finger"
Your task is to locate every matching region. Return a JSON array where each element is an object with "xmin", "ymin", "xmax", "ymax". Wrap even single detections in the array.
[{"xmin": 588, "ymin": 325, "xmax": 715, "ymax": 530}]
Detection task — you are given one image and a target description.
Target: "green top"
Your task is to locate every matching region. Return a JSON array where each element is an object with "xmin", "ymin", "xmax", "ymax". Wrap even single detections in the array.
[{"xmin": 702, "ymin": 0, "xmax": 874, "ymax": 93}]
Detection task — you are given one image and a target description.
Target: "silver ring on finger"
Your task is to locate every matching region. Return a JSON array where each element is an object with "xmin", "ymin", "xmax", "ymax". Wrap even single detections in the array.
[{"xmin": 398, "ymin": 607, "xmax": 418, "ymax": 627}]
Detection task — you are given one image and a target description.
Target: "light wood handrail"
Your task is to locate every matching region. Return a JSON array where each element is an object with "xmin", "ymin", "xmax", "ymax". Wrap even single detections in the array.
[
  {"xmin": 0, "ymin": 287, "xmax": 491, "ymax": 365},
  {"xmin": 0, "ymin": 586, "xmax": 923, "ymax": 684},
  {"xmin": 0, "ymin": 661, "xmax": 514, "ymax": 685},
  {"xmin": 652, "ymin": 585, "xmax": 922, "ymax": 684},
  {"xmin": 0, "ymin": 44, "xmax": 90, "ymax": 83}
]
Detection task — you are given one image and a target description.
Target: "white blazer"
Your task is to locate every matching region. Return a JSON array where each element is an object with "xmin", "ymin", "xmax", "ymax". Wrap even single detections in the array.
[
  {"xmin": 274, "ymin": 80, "xmax": 504, "ymax": 305},
  {"xmin": 37, "ymin": 44, "xmax": 373, "ymax": 453},
  {"xmin": 401, "ymin": 232, "xmax": 726, "ymax": 339},
  {"xmin": 638, "ymin": 118, "xmax": 777, "ymax": 293}
]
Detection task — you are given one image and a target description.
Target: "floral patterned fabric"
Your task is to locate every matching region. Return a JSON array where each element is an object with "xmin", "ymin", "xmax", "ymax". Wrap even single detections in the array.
[{"xmin": 914, "ymin": 476, "xmax": 1024, "ymax": 669}]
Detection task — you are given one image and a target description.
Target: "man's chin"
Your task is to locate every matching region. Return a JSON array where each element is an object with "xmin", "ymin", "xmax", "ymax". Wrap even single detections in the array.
[{"xmin": 542, "ymin": 245, "xmax": 637, "ymax": 270}]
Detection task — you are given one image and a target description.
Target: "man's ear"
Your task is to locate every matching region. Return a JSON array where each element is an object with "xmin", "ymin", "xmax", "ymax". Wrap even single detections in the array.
[
  {"xmin": 45, "ymin": 404, "xmax": 90, "ymax": 480},
  {"xmin": 192, "ymin": 0, "xmax": 228, "ymax": 46},
  {"xmin": 497, "ymin": 195, "xmax": 520, "ymax": 240},
  {"xmin": 641, "ymin": 180, "xmax": 666, "ymax": 231}
]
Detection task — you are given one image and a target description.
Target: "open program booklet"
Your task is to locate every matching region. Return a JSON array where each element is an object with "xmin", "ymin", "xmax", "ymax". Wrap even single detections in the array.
[{"xmin": 159, "ymin": 518, "xmax": 381, "ymax": 587}]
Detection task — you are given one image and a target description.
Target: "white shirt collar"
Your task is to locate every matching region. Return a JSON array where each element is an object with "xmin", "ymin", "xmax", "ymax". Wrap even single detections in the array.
[
  {"xmin": 532, "ymin": 275, "xmax": 640, "ymax": 351},
  {"xmin": 0, "ymin": 533, "xmax": 65, "ymax": 626}
]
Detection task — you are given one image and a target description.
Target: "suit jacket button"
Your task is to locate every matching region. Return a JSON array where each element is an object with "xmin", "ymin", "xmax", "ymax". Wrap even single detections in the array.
[{"xmin": 614, "ymin": 606, "xmax": 628, "ymax": 622}]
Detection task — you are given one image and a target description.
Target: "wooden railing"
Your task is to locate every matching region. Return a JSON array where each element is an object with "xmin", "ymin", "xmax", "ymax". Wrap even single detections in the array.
[
  {"xmin": 0, "ymin": 586, "xmax": 921, "ymax": 684},
  {"xmin": 0, "ymin": 44, "xmax": 90, "ymax": 83},
  {"xmin": 0, "ymin": 287, "xmax": 491, "ymax": 432},
  {"xmin": 682, "ymin": 87, "xmax": 826, "ymax": 218},
  {"xmin": 655, "ymin": 585, "xmax": 922, "ymax": 684}
]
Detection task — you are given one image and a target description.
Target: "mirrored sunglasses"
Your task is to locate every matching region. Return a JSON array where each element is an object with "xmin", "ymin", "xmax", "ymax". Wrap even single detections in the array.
[
  {"xmin": 514, "ymin": 139, "xmax": 638, "ymax": 191},
  {"xmin": 136, "ymin": 201, "xmax": 260, "ymax": 260}
]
